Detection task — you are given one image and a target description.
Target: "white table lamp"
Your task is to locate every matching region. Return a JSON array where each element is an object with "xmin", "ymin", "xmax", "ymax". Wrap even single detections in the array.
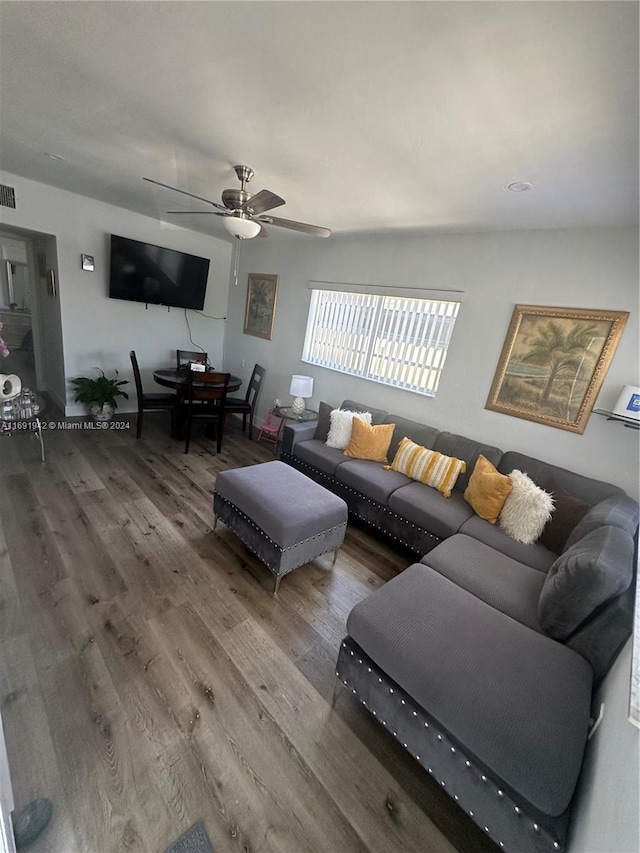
[{"xmin": 289, "ymin": 375, "xmax": 313, "ymax": 414}]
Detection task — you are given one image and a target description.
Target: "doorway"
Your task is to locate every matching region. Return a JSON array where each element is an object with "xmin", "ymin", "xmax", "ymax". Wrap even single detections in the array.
[
  {"xmin": 0, "ymin": 260, "xmax": 36, "ymax": 389},
  {"xmin": 0, "ymin": 227, "xmax": 63, "ymax": 408}
]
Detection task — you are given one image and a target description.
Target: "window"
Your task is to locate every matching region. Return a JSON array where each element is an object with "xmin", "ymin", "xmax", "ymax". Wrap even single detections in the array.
[{"xmin": 302, "ymin": 287, "xmax": 461, "ymax": 397}]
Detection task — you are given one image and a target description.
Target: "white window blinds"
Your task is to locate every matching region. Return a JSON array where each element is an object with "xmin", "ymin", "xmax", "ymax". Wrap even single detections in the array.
[{"xmin": 302, "ymin": 288, "xmax": 461, "ymax": 397}]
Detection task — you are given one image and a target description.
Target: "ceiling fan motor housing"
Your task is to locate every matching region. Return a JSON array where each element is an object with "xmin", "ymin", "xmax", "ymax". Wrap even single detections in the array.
[{"xmin": 221, "ymin": 188, "xmax": 252, "ymax": 211}]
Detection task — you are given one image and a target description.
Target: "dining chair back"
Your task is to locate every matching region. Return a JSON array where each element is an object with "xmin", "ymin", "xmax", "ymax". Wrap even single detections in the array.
[
  {"xmin": 176, "ymin": 349, "xmax": 209, "ymax": 370},
  {"xmin": 223, "ymin": 363, "xmax": 265, "ymax": 440},
  {"xmin": 184, "ymin": 370, "xmax": 230, "ymax": 455},
  {"xmin": 130, "ymin": 350, "xmax": 178, "ymax": 439}
]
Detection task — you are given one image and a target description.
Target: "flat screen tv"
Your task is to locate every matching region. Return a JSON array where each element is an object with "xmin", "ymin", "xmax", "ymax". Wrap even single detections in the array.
[{"xmin": 109, "ymin": 234, "xmax": 210, "ymax": 310}]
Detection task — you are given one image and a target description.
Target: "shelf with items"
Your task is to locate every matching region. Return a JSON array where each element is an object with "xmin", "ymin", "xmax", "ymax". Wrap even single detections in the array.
[{"xmin": 592, "ymin": 408, "xmax": 640, "ymax": 430}]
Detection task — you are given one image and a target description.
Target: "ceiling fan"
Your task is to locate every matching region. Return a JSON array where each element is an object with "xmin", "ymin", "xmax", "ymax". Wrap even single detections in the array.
[{"xmin": 143, "ymin": 165, "xmax": 331, "ymax": 239}]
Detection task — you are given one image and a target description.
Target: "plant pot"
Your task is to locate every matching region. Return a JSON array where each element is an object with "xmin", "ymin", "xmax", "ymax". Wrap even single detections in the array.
[{"xmin": 88, "ymin": 402, "xmax": 115, "ymax": 422}]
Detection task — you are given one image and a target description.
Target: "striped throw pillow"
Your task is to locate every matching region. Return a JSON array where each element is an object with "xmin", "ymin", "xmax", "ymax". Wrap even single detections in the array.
[{"xmin": 386, "ymin": 437, "xmax": 466, "ymax": 498}]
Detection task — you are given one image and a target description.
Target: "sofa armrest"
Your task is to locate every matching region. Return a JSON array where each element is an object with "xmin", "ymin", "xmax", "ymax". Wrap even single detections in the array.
[{"xmin": 281, "ymin": 421, "xmax": 317, "ymax": 454}]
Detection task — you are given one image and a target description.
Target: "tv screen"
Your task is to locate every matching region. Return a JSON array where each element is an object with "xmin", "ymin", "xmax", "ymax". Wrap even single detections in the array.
[{"xmin": 109, "ymin": 234, "xmax": 210, "ymax": 310}]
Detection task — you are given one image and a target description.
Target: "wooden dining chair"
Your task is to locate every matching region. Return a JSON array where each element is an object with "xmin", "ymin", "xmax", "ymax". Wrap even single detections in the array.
[
  {"xmin": 223, "ymin": 363, "xmax": 265, "ymax": 440},
  {"xmin": 184, "ymin": 370, "xmax": 230, "ymax": 454},
  {"xmin": 176, "ymin": 349, "xmax": 209, "ymax": 370},
  {"xmin": 130, "ymin": 350, "xmax": 178, "ymax": 439}
]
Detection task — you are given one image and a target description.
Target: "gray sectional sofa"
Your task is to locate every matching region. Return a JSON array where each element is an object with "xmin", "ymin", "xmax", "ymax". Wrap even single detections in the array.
[{"xmin": 280, "ymin": 399, "xmax": 639, "ymax": 853}]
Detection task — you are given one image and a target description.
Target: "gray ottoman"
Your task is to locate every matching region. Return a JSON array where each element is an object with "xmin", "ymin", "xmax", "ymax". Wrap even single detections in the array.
[{"xmin": 213, "ymin": 460, "xmax": 348, "ymax": 594}]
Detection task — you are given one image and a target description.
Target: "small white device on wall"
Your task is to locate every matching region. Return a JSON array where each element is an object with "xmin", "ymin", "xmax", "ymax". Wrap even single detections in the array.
[{"xmin": 612, "ymin": 384, "xmax": 640, "ymax": 422}]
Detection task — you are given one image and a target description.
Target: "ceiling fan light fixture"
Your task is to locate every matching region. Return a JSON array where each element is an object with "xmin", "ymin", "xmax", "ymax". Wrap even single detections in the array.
[{"xmin": 223, "ymin": 216, "xmax": 261, "ymax": 240}]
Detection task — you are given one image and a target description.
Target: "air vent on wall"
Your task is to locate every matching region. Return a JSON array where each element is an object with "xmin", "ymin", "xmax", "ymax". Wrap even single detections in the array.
[{"xmin": 0, "ymin": 185, "xmax": 16, "ymax": 209}]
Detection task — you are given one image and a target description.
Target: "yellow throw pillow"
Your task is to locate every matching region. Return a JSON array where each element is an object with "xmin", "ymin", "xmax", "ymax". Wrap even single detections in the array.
[
  {"xmin": 463, "ymin": 454, "xmax": 513, "ymax": 524},
  {"xmin": 344, "ymin": 418, "xmax": 395, "ymax": 463},
  {"xmin": 386, "ymin": 436, "xmax": 466, "ymax": 498}
]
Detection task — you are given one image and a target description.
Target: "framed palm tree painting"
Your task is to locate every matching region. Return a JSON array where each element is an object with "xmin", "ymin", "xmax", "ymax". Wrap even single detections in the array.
[
  {"xmin": 486, "ymin": 305, "xmax": 629, "ymax": 433},
  {"xmin": 243, "ymin": 274, "xmax": 279, "ymax": 340}
]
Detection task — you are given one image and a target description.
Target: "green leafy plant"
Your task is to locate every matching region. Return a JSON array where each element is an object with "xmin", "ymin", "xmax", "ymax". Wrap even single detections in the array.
[{"xmin": 71, "ymin": 368, "xmax": 129, "ymax": 409}]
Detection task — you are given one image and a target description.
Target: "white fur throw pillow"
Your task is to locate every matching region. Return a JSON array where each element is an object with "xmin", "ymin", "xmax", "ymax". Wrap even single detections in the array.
[
  {"xmin": 498, "ymin": 470, "xmax": 554, "ymax": 545},
  {"xmin": 326, "ymin": 409, "xmax": 372, "ymax": 449}
]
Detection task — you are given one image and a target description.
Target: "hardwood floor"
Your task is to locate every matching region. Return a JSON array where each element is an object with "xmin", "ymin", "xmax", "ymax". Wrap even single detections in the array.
[{"xmin": 0, "ymin": 410, "xmax": 496, "ymax": 853}]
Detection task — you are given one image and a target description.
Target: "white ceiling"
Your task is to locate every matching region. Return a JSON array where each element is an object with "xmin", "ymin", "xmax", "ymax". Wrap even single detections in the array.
[{"xmin": 0, "ymin": 1, "xmax": 638, "ymax": 240}]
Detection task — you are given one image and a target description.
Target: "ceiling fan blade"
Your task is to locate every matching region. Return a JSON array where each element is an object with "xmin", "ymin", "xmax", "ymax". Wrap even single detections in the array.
[
  {"xmin": 143, "ymin": 177, "xmax": 227, "ymax": 210},
  {"xmin": 257, "ymin": 215, "xmax": 331, "ymax": 238},
  {"xmin": 242, "ymin": 189, "xmax": 285, "ymax": 216},
  {"xmin": 166, "ymin": 210, "xmax": 229, "ymax": 216},
  {"xmin": 258, "ymin": 224, "xmax": 270, "ymax": 238}
]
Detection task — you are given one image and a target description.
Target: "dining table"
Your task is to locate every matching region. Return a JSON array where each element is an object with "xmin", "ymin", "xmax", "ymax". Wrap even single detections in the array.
[{"xmin": 153, "ymin": 368, "xmax": 243, "ymax": 394}]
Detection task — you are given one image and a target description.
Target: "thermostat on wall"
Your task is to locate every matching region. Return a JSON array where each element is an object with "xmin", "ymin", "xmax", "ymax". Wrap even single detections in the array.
[{"xmin": 612, "ymin": 385, "xmax": 640, "ymax": 421}]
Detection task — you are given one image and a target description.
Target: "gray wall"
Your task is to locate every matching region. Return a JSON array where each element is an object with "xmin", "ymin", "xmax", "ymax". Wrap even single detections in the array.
[
  {"xmin": 225, "ymin": 226, "xmax": 639, "ymax": 499},
  {"xmin": 568, "ymin": 638, "xmax": 639, "ymax": 853}
]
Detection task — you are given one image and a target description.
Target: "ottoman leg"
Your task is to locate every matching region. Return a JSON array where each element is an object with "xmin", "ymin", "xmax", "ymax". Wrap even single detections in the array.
[
  {"xmin": 331, "ymin": 677, "xmax": 344, "ymax": 707},
  {"xmin": 273, "ymin": 574, "xmax": 282, "ymax": 596},
  {"xmin": 332, "ymin": 548, "xmax": 340, "ymax": 566},
  {"xmin": 213, "ymin": 514, "xmax": 218, "ymax": 530}
]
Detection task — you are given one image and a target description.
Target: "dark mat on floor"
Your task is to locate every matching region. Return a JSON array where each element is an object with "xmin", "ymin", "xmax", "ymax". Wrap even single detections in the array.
[{"xmin": 163, "ymin": 821, "xmax": 214, "ymax": 853}]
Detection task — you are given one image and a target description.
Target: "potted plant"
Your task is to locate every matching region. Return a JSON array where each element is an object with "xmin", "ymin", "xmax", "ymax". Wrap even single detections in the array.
[{"xmin": 71, "ymin": 368, "xmax": 129, "ymax": 422}]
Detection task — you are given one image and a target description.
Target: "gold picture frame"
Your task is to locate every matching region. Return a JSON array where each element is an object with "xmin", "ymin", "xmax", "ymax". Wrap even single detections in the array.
[
  {"xmin": 486, "ymin": 304, "xmax": 629, "ymax": 434},
  {"xmin": 243, "ymin": 274, "xmax": 279, "ymax": 340}
]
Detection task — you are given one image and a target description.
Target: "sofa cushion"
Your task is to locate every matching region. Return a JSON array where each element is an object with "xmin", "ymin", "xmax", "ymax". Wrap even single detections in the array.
[
  {"xmin": 498, "ymin": 470, "xmax": 554, "ymax": 545},
  {"xmin": 344, "ymin": 418, "xmax": 395, "ymax": 462},
  {"xmin": 538, "ymin": 525, "xmax": 635, "ymax": 641},
  {"xmin": 313, "ymin": 400, "xmax": 333, "ymax": 442},
  {"xmin": 341, "ymin": 399, "xmax": 388, "ymax": 425},
  {"xmin": 326, "ymin": 409, "xmax": 372, "ymax": 449},
  {"xmin": 497, "ymin": 451, "xmax": 623, "ymax": 507},
  {"xmin": 458, "ymin": 514, "xmax": 558, "ymax": 572},
  {"xmin": 337, "ymin": 459, "xmax": 411, "ymax": 504},
  {"xmin": 432, "ymin": 432, "xmax": 502, "ymax": 492},
  {"xmin": 382, "ymin": 414, "xmax": 439, "ymax": 462},
  {"xmin": 463, "ymin": 454, "xmax": 513, "ymax": 524},
  {"xmin": 420, "ymin": 534, "xmax": 544, "ymax": 631},
  {"xmin": 347, "ymin": 563, "xmax": 593, "ymax": 816},
  {"xmin": 388, "ymin": 482, "xmax": 474, "ymax": 538},
  {"xmin": 387, "ymin": 437, "xmax": 466, "ymax": 498},
  {"xmin": 539, "ymin": 480, "xmax": 590, "ymax": 554},
  {"xmin": 564, "ymin": 494, "xmax": 640, "ymax": 550},
  {"xmin": 294, "ymin": 439, "xmax": 350, "ymax": 476}
]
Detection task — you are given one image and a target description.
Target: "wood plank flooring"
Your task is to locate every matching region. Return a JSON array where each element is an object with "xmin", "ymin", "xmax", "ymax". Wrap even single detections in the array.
[{"xmin": 0, "ymin": 410, "xmax": 496, "ymax": 853}]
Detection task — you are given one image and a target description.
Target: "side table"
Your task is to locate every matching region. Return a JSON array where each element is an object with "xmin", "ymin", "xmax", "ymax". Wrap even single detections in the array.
[
  {"xmin": 273, "ymin": 406, "xmax": 318, "ymax": 423},
  {"xmin": 0, "ymin": 390, "xmax": 46, "ymax": 462}
]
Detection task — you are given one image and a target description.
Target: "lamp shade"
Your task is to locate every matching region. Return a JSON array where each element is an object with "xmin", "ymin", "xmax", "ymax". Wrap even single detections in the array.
[
  {"xmin": 222, "ymin": 216, "xmax": 261, "ymax": 240},
  {"xmin": 289, "ymin": 375, "xmax": 313, "ymax": 398}
]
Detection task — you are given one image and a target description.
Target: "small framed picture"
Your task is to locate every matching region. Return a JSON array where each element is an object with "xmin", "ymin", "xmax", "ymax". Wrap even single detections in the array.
[
  {"xmin": 81, "ymin": 254, "xmax": 95, "ymax": 271},
  {"xmin": 243, "ymin": 274, "xmax": 279, "ymax": 340}
]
